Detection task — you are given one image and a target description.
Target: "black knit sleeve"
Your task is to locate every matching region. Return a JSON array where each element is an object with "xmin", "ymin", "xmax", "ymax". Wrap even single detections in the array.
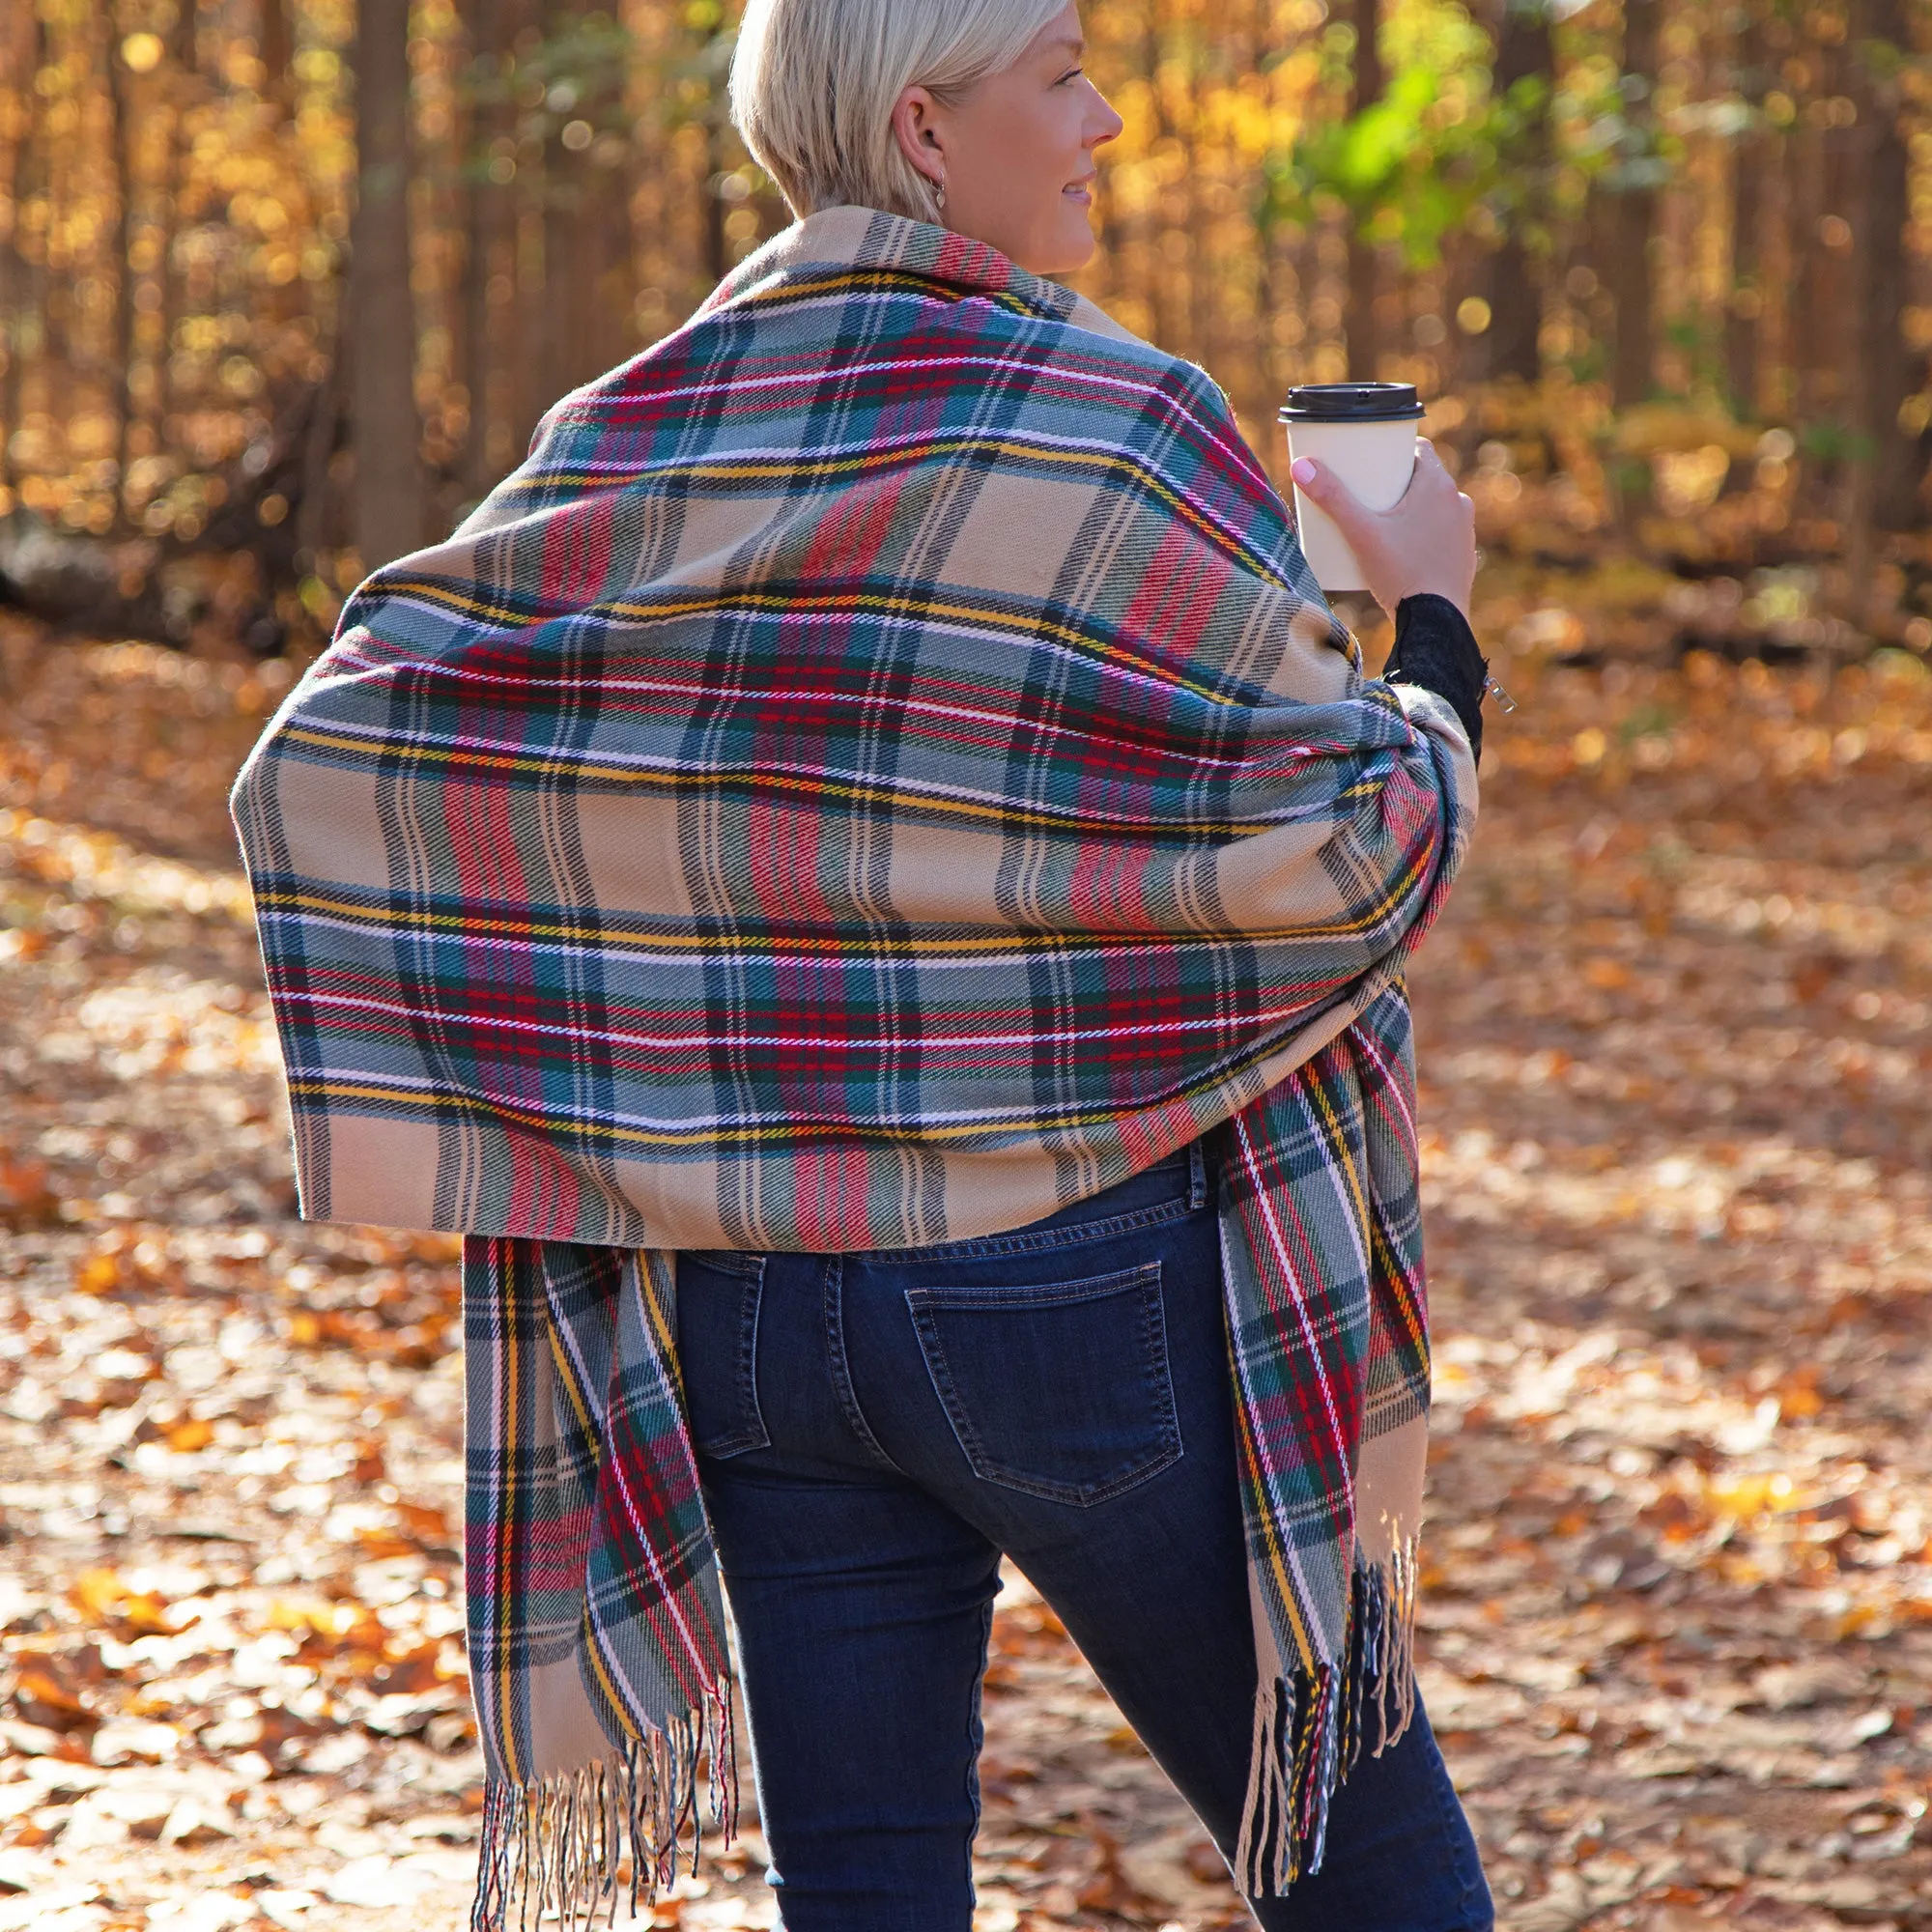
[{"xmin": 1381, "ymin": 593, "xmax": 1487, "ymax": 764}]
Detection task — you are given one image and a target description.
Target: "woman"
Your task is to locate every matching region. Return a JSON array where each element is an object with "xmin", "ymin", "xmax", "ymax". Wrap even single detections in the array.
[{"xmin": 232, "ymin": 1, "xmax": 1492, "ymax": 1927}]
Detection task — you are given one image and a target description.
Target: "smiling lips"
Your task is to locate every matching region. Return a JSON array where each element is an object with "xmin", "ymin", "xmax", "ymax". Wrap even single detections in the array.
[{"xmin": 1065, "ymin": 175, "xmax": 1094, "ymax": 202}]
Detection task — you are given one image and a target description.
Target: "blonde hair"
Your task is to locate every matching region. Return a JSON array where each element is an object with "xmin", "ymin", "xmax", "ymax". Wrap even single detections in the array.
[{"xmin": 730, "ymin": 0, "xmax": 1068, "ymax": 221}]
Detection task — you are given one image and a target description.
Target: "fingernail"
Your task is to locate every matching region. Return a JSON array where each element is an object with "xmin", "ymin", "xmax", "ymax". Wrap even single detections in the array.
[{"xmin": 1290, "ymin": 458, "xmax": 1316, "ymax": 485}]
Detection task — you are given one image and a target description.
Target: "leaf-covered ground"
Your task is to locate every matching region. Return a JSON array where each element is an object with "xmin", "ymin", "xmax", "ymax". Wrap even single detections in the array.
[{"xmin": 0, "ymin": 620, "xmax": 1928, "ymax": 1932}]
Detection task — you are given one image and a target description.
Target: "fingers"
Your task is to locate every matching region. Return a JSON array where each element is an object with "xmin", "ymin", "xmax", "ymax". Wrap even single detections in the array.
[
  {"xmin": 1290, "ymin": 455, "xmax": 1340, "ymax": 502},
  {"xmin": 1290, "ymin": 456, "xmax": 1376, "ymax": 540},
  {"xmin": 1413, "ymin": 437, "xmax": 1450, "ymax": 478},
  {"xmin": 1401, "ymin": 440, "xmax": 1459, "ymax": 502},
  {"xmin": 1399, "ymin": 440, "xmax": 1475, "ymax": 526}
]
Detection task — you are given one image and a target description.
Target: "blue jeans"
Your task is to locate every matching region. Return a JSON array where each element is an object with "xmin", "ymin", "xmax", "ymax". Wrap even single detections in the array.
[{"xmin": 675, "ymin": 1145, "xmax": 1492, "ymax": 1932}]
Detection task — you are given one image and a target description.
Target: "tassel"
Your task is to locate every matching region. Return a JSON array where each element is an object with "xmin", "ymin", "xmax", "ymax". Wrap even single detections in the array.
[
  {"xmin": 1233, "ymin": 1673, "xmax": 1287, "ymax": 1893},
  {"xmin": 1235, "ymin": 1544, "xmax": 1420, "ymax": 1902},
  {"xmin": 469, "ymin": 1688, "xmax": 738, "ymax": 1932}
]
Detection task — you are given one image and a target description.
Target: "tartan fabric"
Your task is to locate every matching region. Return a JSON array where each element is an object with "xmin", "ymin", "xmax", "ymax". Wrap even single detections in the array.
[{"xmin": 230, "ymin": 206, "xmax": 1476, "ymax": 1914}]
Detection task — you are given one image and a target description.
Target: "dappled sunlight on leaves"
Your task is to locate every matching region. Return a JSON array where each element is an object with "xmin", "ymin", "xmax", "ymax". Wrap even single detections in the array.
[{"xmin": 0, "ymin": 618, "xmax": 1927, "ymax": 1929}]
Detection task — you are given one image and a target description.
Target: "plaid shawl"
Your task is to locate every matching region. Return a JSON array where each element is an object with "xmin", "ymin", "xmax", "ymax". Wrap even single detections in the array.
[{"xmin": 231, "ymin": 207, "xmax": 1476, "ymax": 1918}]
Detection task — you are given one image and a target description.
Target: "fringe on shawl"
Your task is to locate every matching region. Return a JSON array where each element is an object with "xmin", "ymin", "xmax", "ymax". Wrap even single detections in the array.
[
  {"xmin": 1235, "ymin": 1539, "xmax": 1420, "ymax": 1898},
  {"xmin": 470, "ymin": 1688, "xmax": 737, "ymax": 1932}
]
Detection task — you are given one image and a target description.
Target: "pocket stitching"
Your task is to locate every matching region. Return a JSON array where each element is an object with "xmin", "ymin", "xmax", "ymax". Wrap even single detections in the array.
[
  {"xmin": 681, "ymin": 1252, "xmax": 765, "ymax": 1281},
  {"xmin": 908, "ymin": 1262, "xmax": 1180, "ymax": 1507},
  {"xmin": 905, "ymin": 1264, "xmax": 1165, "ymax": 1315},
  {"xmin": 871, "ymin": 1192, "xmax": 1197, "ymax": 1265},
  {"xmin": 686, "ymin": 1256, "xmax": 771, "ymax": 1459}
]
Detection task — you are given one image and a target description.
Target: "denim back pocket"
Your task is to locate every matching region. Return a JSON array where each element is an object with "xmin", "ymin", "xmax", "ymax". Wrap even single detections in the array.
[
  {"xmin": 672, "ymin": 1254, "xmax": 771, "ymax": 1459},
  {"xmin": 904, "ymin": 1263, "xmax": 1179, "ymax": 1507}
]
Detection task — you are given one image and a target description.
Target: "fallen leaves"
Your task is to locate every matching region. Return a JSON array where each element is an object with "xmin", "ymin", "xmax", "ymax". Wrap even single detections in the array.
[
  {"xmin": 1400, "ymin": 647, "xmax": 1932, "ymax": 1929},
  {"xmin": 13, "ymin": 1660, "xmax": 100, "ymax": 1735},
  {"xmin": 0, "ymin": 1153, "xmax": 60, "ymax": 1229},
  {"xmin": 3, "ymin": 621, "xmax": 1931, "ymax": 1930}
]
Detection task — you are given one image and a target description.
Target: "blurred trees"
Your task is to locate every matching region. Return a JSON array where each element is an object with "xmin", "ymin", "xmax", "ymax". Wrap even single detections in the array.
[
  {"xmin": 1468, "ymin": 0, "xmax": 1552, "ymax": 387},
  {"xmin": 1606, "ymin": 0, "xmax": 1660, "ymax": 412},
  {"xmin": 0, "ymin": 0, "xmax": 1928, "ymax": 652},
  {"xmin": 1860, "ymin": 0, "xmax": 1919, "ymax": 534},
  {"xmin": 1347, "ymin": 0, "xmax": 1385, "ymax": 380},
  {"xmin": 351, "ymin": 0, "xmax": 418, "ymax": 566}
]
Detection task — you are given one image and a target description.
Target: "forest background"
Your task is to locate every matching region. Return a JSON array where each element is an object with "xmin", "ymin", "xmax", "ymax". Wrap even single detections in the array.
[
  {"xmin": 3, "ymin": 0, "xmax": 1932, "ymax": 664},
  {"xmin": 4, "ymin": 4, "xmax": 1932, "ymax": 1932}
]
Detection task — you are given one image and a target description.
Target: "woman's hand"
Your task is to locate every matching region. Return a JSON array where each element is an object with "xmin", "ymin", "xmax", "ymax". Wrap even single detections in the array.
[{"xmin": 1289, "ymin": 440, "xmax": 1477, "ymax": 621}]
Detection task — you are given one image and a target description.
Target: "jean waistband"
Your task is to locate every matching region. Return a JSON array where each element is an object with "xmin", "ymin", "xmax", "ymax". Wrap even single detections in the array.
[
  {"xmin": 1131, "ymin": 1140, "xmax": 1206, "ymax": 1197},
  {"xmin": 852, "ymin": 1138, "xmax": 1212, "ymax": 1265}
]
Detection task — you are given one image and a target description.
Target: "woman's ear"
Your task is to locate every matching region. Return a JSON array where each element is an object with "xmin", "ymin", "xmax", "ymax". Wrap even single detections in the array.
[{"xmin": 890, "ymin": 85, "xmax": 947, "ymax": 190}]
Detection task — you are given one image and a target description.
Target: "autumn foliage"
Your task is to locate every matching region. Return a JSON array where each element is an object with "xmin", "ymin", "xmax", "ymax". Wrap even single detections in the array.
[
  {"xmin": 0, "ymin": 600, "xmax": 1927, "ymax": 1924},
  {"xmin": 1, "ymin": 0, "xmax": 1931, "ymax": 654},
  {"xmin": 4, "ymin": 0, "xmax": 1932, "ymax": 1924}
]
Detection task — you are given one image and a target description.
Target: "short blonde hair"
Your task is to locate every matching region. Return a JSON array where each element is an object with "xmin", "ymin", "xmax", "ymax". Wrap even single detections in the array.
[{"xmin": 730, "ymin": 0, "xmax": 1068, "ymax": 221}]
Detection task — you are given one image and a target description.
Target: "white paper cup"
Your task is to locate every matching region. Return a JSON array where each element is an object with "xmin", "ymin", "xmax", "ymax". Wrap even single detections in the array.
[{"xmin": 1280, "ymin": 383, "xmax": 1425, "ymax": 594}]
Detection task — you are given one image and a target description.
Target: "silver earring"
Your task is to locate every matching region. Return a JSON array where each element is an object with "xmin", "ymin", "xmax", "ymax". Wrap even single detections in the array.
[{"xmin": 929, "ymin": 177, "xmax": 946, "ymax": 213}]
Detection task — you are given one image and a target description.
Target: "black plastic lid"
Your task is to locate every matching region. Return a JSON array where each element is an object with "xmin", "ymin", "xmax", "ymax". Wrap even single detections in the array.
[{"xmin": 1278, "ymin": 382, "xmax": 1424, "ymax": 423}]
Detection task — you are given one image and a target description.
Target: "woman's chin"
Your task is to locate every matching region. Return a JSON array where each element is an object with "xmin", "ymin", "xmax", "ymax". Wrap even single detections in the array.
[{"xmin": 1019, "ymin": 213, "xmax": 1097, "ymax": 278}]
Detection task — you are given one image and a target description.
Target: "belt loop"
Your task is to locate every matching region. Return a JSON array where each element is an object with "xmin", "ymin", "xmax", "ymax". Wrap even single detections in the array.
[{"xmin": 1187, "ymin": 1137, "xmax": 1208, "ymax": 1211}]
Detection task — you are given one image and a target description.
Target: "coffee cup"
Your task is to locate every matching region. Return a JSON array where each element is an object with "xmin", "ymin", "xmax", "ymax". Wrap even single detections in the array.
[{"xmin": 1279, "ymin": 382, "xmax": 1426, "ymax": 594}]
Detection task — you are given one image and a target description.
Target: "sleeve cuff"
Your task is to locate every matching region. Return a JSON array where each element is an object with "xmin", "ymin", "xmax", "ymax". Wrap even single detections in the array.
[{"xmin": 1384, "ymin": 594, "xmax": 1487, "ymax": 763}]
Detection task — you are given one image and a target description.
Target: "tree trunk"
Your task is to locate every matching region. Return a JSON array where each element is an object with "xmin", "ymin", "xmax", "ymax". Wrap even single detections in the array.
[
  {"xmin": 1609, "ymin": 0, "xmax": 1660, "ymax": 410},
  {"xmin": 1793, "ymin": 32, "xmax": 1847, "ymax": 533},
  {"xmin": 1857, "ymin": 0, "xmax": 1921, "ymax": 531},
  {"xmin": 1345, "ymin": 0, "xmax": 1383, "ymax": 381},
  {"xmin": 588, "ymin": 157, "xmax": 631, "ymax": 379},
  {"xmin": 350, "ymin": 0, "xmax": 421, "ymax": 569},
  {"xmin": 701, "ymin": 17, "xmax": 728, "ymax": 292},
  {"xmin": 25, "ymin": 12, "xmax": 57, "ymax": 378},
  {"xmin": 561, "ymin": 160, "xmax": 603, "ymax": 388},
  {"xmin": 259, "ymin": 0, "xmax": 293, "ymax": 118},
  {"xmin": 295, "ymin": 345, "xmax": 346, "ymax": 567},
  {"xmin": 1785, "ymin": 72, "xmax": 1824, "ymax": 442},
  {"xmin": 540, "ymin": 0, "xmax": 580, "ymax": 410},
  {"xmin": 162, "ymin": 0, "xmax": 201, "ymax": 434},
  {"xmin": 0, "ymin": 5, "xmax": 30, "ymax": 498},
  {"xmin": 540, "ymin": 0, "xmax": 631, "ymax": 406},
  {"xmin": 539, "ymin": 164, "xmax": 572, "ymax": 412},
  {"xmin": 108, "ymin": 6, "xmax": 137, "ymax": 530},
  {"xmin": 460, "ymin": 0, "xmax": 515, "ymax": 498},
  {"xmin": 1725, "ymin": 9, "xmax": 1767, "ymax": 421},
  {"xmin": 1250, "ymin": 0, "xmax": 1282, "ymax": 418},
  {"xmin": 1473, "ymin": 0, "xmax": 1552, "ymax": 385},
  {"xmin": 1181, "ymin": 42, "xmax": 1208, "ymax": 381},
  {"xmin": 1140, "ymin": 0, "xmax": 1173, "ymax": 349}
]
